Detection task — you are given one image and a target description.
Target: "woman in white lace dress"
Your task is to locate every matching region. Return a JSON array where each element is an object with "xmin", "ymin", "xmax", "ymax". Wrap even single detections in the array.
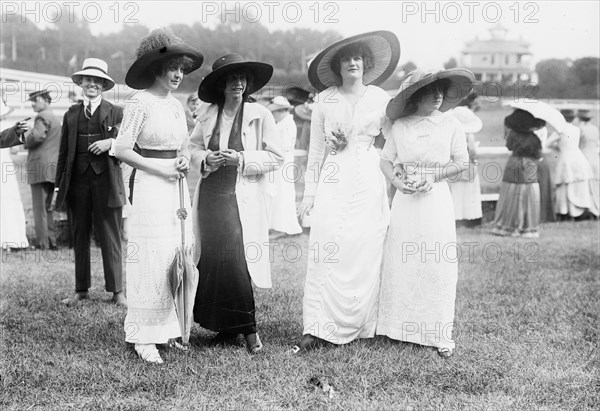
[
  {"xmin": 115, "ymin": 29, "xmax": 203, "ymax": 364},
  {"xmin": 294, "ymin": 31, "xmax": 400, "ymax": 351},
  {"xmin": 377, "ymin": 69, "xmax": 473, "ymax": 358}
]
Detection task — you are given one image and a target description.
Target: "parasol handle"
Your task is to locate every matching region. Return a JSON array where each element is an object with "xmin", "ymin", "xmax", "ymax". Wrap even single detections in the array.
[{"xmin": 178, "ymin": 178, "xmax": 186, "ymax": 248}]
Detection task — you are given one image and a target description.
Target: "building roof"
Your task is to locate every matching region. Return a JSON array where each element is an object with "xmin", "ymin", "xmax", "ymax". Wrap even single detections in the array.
[{"xmin": 463, "ymin": 39, "xmax": 531, "ymax": 54}]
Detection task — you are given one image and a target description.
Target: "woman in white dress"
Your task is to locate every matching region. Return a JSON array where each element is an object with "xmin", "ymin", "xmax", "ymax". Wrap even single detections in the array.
[
  {"xmin": 578, "ymin": 109, "xmax": 600, "ymax": 214},
  {"xmin": 295, "ymin": 31, "xmax": 400, "ymax": 351},
  {"xmin": 115, "ymin": 29, "xmax": 203, "ymax": 364},
  {"xmin": 377, "ymin": 68, "xmax": 473, "ymax": 358},
  {"xmin": 267, "ymin": 96, "xmax": 303, "ymax": 237},
  {"xmin": 547, "ymin": 109, "xmax": 598, "ymax": 218},
  {"xmin": 1, "ymin": 96, "xmax": 29, "ymax": 250}
]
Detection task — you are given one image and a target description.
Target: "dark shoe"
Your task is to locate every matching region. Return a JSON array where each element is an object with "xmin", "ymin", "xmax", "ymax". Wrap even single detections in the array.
[
  {"xmin": 214, "ymin": 332, "xmax": 245, "ymax": 347},
  {"xmin": 112, "ymin": 292, "xmax": 127, "ymax": 307},
  {"xmin": 244, "ymin": 333, "xmax": 263, "ymax": 354},
  {"xmin": 61, "ymin": 291, "xmax": 89, "ymax": 306}
]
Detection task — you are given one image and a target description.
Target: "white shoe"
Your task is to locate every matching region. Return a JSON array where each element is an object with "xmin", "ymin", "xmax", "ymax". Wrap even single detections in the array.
[{"xmin": 135, "ymin": 344, "xmax": 163, "ymax": 364}]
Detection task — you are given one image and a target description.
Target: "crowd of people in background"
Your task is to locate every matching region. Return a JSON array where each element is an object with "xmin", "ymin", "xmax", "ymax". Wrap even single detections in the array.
[{"xmin": 1, "ymin": 27, "xmax": 599, "ymax": 365}]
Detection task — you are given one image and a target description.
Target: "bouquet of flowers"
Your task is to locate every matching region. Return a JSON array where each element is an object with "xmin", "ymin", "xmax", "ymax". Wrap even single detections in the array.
[{"xmin": 325, "ymin": 128, "xmax": 348, "ymax": 154}]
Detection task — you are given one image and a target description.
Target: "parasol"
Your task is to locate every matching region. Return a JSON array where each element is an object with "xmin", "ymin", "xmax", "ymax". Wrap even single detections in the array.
[
  {"xmin": 168, "ymin": 178, "xmax": 199, "ymax": 345},
  {"xmin": 507, "ymin": 100, "xmax": 567, "ymax": 133}
]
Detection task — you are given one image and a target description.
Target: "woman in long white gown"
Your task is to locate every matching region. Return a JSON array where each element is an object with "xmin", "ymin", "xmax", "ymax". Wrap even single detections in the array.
[
  {"xmin": 295, "ymin": 31, "xmax": 400, "ymax": 350},
  {"xmin": 377, "ymin": 69, "xmax": 473, "ymax": 358}
]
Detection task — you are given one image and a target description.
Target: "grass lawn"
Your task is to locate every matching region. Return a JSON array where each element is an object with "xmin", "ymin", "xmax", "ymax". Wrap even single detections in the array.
[{"xmin": 1, "ymin": 219, "xmax": 598, "ymax": 410}]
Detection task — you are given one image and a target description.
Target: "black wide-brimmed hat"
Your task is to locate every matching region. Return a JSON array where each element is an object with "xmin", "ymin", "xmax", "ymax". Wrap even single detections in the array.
[
  {"xmin": 125, "ymin": 28, "xmax": 204, "ymax": 90},
  {"xmin": 308, "ymin": 30, "xmax": 400, "ymax": 92},
  {"xmin": 198, "ymin": 54, "xmax": 273, "ymax": 103},
  {"xmin": 386, "ymin": 68, "xmax": 475, "ymax": 120},
  {"xmin": 504, "ymin": 109, "xmax": 546, "ymax": 133}
]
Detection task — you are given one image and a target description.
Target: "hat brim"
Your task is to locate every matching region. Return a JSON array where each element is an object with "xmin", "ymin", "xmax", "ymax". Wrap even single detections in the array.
[
  {"xmin": 294, "ymin": 104, "xmax": 313, "ymax": 121},
  {"xmin": 72, "ymin": 70, "xmax": 116, "ymax": 91},
  {"xmin": 198, "ymin": 61, "xmax": 273, "ymax": 103},
  {"xmin": 0, "ymin": 103, "xmax": 14, "ymax": 118},
  {"xmin": 125, "ymin": 44, "xmax": 204, "ymax": 90},
  {"xmin": 308, "ymin": 31, "xmax": 400, "ymax": 92},
  {"xmin": 267, "ymin": 103, "xmax": 293, "ymax": 112},
  {"xmin": 386, "ymin": 69, "xmax": 475, "ymax": 121}
]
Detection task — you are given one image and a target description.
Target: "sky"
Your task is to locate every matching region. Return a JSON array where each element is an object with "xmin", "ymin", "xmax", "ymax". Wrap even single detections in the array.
[{"xmin": 3, "ymin": 0, "xmax": 599, "ymax": 68}]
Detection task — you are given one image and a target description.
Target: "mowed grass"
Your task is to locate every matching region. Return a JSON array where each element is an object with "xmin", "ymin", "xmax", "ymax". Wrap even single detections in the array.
[{"xmin": 1, "ymin": 219, "xmax": 599, "ymax": 410}]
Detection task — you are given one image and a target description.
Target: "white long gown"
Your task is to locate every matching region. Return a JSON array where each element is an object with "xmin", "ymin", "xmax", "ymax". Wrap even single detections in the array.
[
  {"xmin": 269, "ymin": 114, "xmax": 302, "ymax": 235},
  {"xmin": 377, "ymin": 112, "xmax": 468, "ymax": 350},
  {"xmin": 302, "ymin": 85, "xmax": 390, "ymax": 344},
  {"xmin": 1, "ymin": 148, "xmax": 29, "ymax": 249},
  {"xmin": 116, "ymin": 91, "xmax": 195, "ymax": 344}
]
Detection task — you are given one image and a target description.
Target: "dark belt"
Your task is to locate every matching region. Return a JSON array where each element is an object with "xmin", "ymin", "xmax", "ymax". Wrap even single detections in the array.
[{"xmin": 129, "ymin": 149, "xmax": 179, "ymax": 204}]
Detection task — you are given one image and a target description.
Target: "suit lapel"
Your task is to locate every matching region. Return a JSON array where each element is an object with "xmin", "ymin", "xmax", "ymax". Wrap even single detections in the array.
[
  {"xmin": 68, "ymin": 104, "xmax": 81, "ymax": 156},
  {"xmin": 98, "ymin": 99, "xmax": 110, "ymax": 127}
]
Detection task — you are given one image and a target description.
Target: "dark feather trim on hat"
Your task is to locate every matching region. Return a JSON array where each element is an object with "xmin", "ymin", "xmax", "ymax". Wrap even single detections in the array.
[{"xmin": 136, "ymin": 28, "xmax": 184, "ymax": 59}]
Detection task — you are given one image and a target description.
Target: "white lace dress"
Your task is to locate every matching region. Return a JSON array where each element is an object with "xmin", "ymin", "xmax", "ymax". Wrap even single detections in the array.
[
  {"xmin": 116, "ymin": 91, "xmax": 195, "ymax": 344},
  {"xmin": 377, "ymin": 112, "xmax": 468, "ymax": 350},
  {"xmin": 302, "ymin": 85, "xmax": 390, "ymax": 344}
]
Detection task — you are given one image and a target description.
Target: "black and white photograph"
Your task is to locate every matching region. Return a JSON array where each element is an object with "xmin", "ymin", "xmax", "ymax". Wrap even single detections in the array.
[{"xmin": 1, "ymin": 1, "xmax": 598, "ymax": 409}]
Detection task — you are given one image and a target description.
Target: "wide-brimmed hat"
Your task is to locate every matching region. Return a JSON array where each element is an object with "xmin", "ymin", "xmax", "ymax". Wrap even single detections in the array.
[
  {"xmin": 294, "ymin": 103, "xmax": 313, "ymax": 121},
  {"xmin": 560, "ymin": 108, "xmax": 575, "ymax": 120},
  {"xmin": 267, "ymin": 96, "xmax": 293, "ymax": 112},
  {"xmin": 386, "ymin": 68, "xmax": 475, "ymax": 120},
  {"xmin": 71, "ymin": 58, "xmax": 115, "ymax": 91},
  {"xmin": 126, "ymin": 28, "xmax": 204, "ymax": 90},
  {"xmin": 577, "ymin": 109, "xmax": 592, "ymax": 119},
  {"xmin": 198, "ymin": 53, "xmax": 273, "ymax": 103},
  {"xmin": 449, "ymin": 106, "xmax": 483, "ymax": 133},
  {"xmin": 505, "ymin": 109, "xmax": 546, "ymax": 133},
  {"xmin": 284, "ymin": 86, "xmax": 311, "ymax": 106},
  {"xmin": 28, "ymin": 89, "xmax": 52, "ymax": 103},
  {"xmin": 308, "ymin": 31, "xmax": 400, "ymax": 92}
]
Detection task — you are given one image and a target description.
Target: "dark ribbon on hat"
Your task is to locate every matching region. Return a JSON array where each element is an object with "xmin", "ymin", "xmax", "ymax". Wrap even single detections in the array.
[{"xmin": 82, "ymin": 66, "xmax": 108, "ymax": 75}]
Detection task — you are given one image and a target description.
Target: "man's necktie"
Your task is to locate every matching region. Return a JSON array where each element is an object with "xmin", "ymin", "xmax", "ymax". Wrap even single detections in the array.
[{"xmin": 85, "ymin": 103, "xmax": 92, "ymax": 119}]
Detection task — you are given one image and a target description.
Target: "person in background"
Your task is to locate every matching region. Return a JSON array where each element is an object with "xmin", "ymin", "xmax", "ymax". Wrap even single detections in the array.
[
  {"xmin": 547, "ymin": 109, "xmax": 598, "ymax": 219},
  {"xmin": 23, "ymin": 90, "xmax": 61, "ymax": 250},
  {"xmin": 267, "ymin": 96, "xmax": 302, "ymax": 238},
  {"xmin": 447, "ymin": 92, "xmax": 483, "ymax": 227},
  {"xmin": 190, "ymin": 53, "xmax": 282, "ymax": 354},
  {"xmin": 0, "ymin": 92, "xmax": 29, "ymax": 148},
  {"xmin": 185, "ymin": 92, "xmax": 200, "ymax": 135},
  {"xmin": 0, "ymin": 94, "xmax": 29, "ymax": 250},
  {"xmin": 492, "ymin": 109, "xmax": 546, "ymax": 237},
  {"xmin": 577, "ymin": 109, "xmax": 599, "ymax": 217},
  {"xmin": 55, "ymin": 58, "xmax": 127, "ymax": 307}
]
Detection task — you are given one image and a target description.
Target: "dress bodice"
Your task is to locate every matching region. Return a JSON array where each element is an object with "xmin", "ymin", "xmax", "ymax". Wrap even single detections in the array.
[{"xmin": 116, "ymin": 90, "xmax": 188, "ymax": 151}]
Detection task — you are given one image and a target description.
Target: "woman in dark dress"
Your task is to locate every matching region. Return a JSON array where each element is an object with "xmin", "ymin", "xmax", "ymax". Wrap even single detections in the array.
[{"xmin": 189, "ymin": 54, "xmax": 282, "ymax": 353}]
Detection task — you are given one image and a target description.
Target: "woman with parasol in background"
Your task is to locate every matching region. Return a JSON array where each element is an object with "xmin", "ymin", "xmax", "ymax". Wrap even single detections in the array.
[
  {"xmin": 115, "ymin": 28, "xmax": 203, "ymax": 364},
  {"xmin": 377, "ymin": 68, "xmax": 473, "ymax": 358},
  {"xmin": 294, "ymin": 31, "xmax": 400, "ymax": 351},
  {"xmin": 189, "ymin": 54, "xmax": 282, "ymax": 354}
]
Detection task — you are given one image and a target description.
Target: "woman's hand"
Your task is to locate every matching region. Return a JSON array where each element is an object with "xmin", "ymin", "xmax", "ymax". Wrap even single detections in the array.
[
  {"xmin": 205, "ymin": 151, "xmax": 225, "ymax": 168},
  {"xmin": 176, "ymin": 156, "xmax": 190, "ymax": 174},
  {"xmin": 297, "ymin": 196, "xmax": 315, "ymax": 219},
  {"xmin": 162, "ymin": 160, "xmax": 185, "ymax": 181},
  {"xmin": 220, "ymin": 149, "xmax": 241, "ymax": 166},
  {"xmin": 392, "ymin": 177, "xmax": 417, "ymax": 195}
]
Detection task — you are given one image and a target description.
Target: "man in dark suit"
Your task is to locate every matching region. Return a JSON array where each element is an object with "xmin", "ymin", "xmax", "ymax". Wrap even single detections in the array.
[
  {"xmin": 23, "ymin": 90, "xmax": 61, "ymax": 250},
  {"xmin": 55, "ymin": 58, "xmax": 127, "ymax": 307}
]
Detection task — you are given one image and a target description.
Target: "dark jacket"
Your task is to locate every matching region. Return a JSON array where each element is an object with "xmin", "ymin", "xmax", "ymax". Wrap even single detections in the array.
[
  {"xmin": 55, "ymin": 99, "xmax": 126, "ymax": 210},
  {"xmin": 24, "ymin": 107, "xmax": 61, "ymax": 184}
]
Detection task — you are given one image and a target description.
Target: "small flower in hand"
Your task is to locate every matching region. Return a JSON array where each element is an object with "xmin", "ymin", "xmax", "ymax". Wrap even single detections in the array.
[{"xmin": 325, "ymin": 128, "xmax": 348, "ymax": 154}]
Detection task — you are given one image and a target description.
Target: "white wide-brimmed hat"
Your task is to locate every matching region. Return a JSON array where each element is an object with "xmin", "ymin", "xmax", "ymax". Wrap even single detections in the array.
[
  {"xmin": 386, "ymin": 68, "xmax": 475, "ymax": 120},
  {"xmin": 71, "ymin": 58, "xmax": 116, "ymax": 91},
  {"xmin": 267, "ymin": 96, "xmax": 293, "ymax": 112},
  {"xmin": 308, "ymin": 31, "xmax": 400, "ymax": 92}
]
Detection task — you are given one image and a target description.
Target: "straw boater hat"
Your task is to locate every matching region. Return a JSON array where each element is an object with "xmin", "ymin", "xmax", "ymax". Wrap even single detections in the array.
[
  {"xmin": 307, "ymin": 30, "xmax": 400, "ymax": 92},
  {"xmin": 126, "ymin": 28, "xmax": 204, "ymax": 90},
  {"xmin": 198, "ymin": 53, "xmax": 273, "ymax": 103},
  {"xmin": 71, "ymin": 58, "xmax": 116, "ymax": 91},
  {"xmin": 267, "ymin": 96, "xmax": 293, "ymax": 112},
  {"xmin": 577, "ymin": 109, "xmax": 592, "ymax": 120},
  {"xmin": 449, "ymin": 106, "xmax": 483, "ymax": 133},
  {"xmin": 28, "ymin": 89, "xmax": 52, "ymax": 103},
  {"xmin": 386, "ymin": 68, "xmax": 475, "ymax": 121}
]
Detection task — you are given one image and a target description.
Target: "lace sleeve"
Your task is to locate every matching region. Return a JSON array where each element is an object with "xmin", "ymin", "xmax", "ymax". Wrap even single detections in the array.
[{"xmin": 115, "ymin": 100, "xmax": 147, "ymax": 149}]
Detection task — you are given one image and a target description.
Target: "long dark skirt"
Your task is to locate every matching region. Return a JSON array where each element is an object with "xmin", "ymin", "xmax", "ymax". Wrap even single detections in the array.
[
  {"xmin": 538, "ymin": 160, "xmax": 556, "ymax": 223},
  {"xmin": 193, "ymin": 166, "xmax": 256, "ymax": 335}
]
